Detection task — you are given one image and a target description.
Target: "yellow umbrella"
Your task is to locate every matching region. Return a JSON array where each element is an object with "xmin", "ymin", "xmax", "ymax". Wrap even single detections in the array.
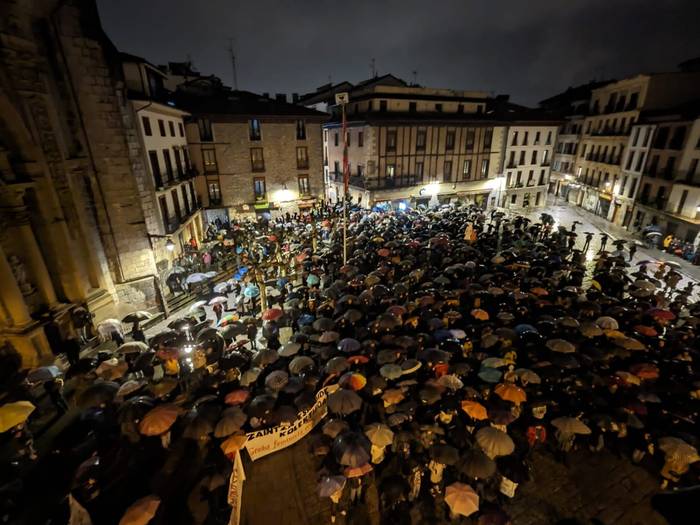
[
  {"xmin": 119, "ymin": 495, "xmax": 160, "ymax": 525},
  {"xmin": 220, "ymin": 433, "xmax": 248, "ymax": 457},
  {"xmin": 0, "ymin": 401, "xmax": 36, "ymax": 432},
  {"xmin": 139, "ymin": 404, "xmax": 182, "ymax": 436},
  {"xmin": 444, "ymin": 482, "xmax": 479, "ymax": 517},
  {"xmin": 460, "ymin": 400, "xmax": 488, "ymax": 421}
]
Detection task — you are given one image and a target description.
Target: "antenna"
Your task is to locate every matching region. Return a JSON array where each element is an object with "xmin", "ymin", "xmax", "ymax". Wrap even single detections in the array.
[
  {"xmin": 412, "ymin": 70, "xmax": 418, "ymax": 86},
  {"xmin": 228, "ymin": 38, "xmax": 239, "ymax": 90},
  {"xmin": 370, "ymin": 58, "xmax": 376, "ymax": 78}
]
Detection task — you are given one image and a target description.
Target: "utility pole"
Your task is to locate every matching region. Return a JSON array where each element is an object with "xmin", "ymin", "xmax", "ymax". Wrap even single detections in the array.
[
  {"xmin": 228, "ymin": 38, "xmax": 239, "ymax": 90},
  {"xmin": 412, "ymin": 70, "xmax": 417, "ymax": 86}
]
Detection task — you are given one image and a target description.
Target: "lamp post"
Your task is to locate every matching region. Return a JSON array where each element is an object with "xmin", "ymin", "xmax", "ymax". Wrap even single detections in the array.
[{"xmin": 335, "ymin": 91, "xmax": 350, "ymax": 265}]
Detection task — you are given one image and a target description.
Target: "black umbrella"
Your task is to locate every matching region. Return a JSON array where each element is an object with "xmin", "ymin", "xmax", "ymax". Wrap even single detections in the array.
[
  {"xmin": 333, "ymin": 431, "xmax": 371, "ymax": 467},
  {"xmin": 77, "ymin": 381, "xmax": 119, "ymax": 409}
]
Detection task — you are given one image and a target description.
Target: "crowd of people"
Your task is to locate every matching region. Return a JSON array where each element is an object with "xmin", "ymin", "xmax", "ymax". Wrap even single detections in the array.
[{"xmin": 1, "ymin": 201, "xmax": 699, "ymax": 525}]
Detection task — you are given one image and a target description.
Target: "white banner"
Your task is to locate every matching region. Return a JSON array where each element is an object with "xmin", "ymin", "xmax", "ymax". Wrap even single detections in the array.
[
  {"xmin": 244, "ymin": 385, "xmax": 336, "ymax": 461},
  {"xmin": 227, "ymin": 385, "xmax": 337, "ymax": 525}
]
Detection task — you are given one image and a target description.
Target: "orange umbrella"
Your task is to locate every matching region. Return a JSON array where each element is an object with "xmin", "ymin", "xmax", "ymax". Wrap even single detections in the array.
[
  {"xmin": 344, "ymin": 462, "xmax": 373, "ymax": 478},
  {"xmin": 377, "ymin": 248, "xmax": 390, "ymax": 257},
  {"xmin": 494, "ymin": 383, "xmax": 527, "ymax": 405},
  {"xmin": 220, "ymin": 433, "xmax": 247, "ymax": 458},
  {"xmin": 262, "ymin": 308, "xmax": 284, "ymax": 321},
  {"xmin": 382, "ymin": 388, "xmax": 405, "ymax": 406},
  {"xmin": 633, "ymin": 325, "xmax": 658, "ymax": 337},
  {"xmin": 460, "ymin": 400, "xmax": 488, "ymax": 420},
  {"xmin": 433, "ymin": 363, "xmax": 449, "ymax": 377},
  {"xmin": 471, "ymin": 309, "xmax": 489, "ymax": 321},
  {"xmin": 225, "ymin": 389, "xmax": 250, "ymax": 405},
  {"xmin": 629, "ymin": 363, "xmax": 660, "ymax": 380},
  {"xmin": 530, "ymin": 287, "xmax": 549, "ymax": 297},
  {"xmin": 139, "ymin": 404, "xmax": 182, "ymax": 436},
  {"xmin": 339, "ymin": 372, "xmax": 367, "ymax": 391},
  {"xmin": 347, "ymin": 355, "xmax": 370, "ymax": 365}
]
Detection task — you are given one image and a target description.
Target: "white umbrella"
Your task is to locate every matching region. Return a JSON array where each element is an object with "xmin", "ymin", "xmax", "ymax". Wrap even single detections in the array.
[
  {"xmin": 186, "ymin": 273, "xmax": 208, "ymax": 284},
  {"xmin": 188, "ymin": 300, "xmax": 207, "ymax": 312},
  {"xmin": 208, "ymin": 296, "xmax": 228, "ymax": 305}
]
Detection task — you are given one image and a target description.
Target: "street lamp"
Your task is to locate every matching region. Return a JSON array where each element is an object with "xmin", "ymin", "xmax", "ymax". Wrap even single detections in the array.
[{"xmin": 165, "ymin": 238, "xmax": 175, "ymax": 251}]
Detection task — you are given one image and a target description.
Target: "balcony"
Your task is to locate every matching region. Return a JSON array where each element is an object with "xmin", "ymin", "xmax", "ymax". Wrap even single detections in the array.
[
  {"xmin": 541, "ymin": 160, "xmax": 551, "ymax": 167},
  {"xmin": 251, "ymin": 162, "xmax": 265, "ymax": 173},
  {"xmin": 297, "ymin": 161, "xmax": 310, "ymax": 170}
]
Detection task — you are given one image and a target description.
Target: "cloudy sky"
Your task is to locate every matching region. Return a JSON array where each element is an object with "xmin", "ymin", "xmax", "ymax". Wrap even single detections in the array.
[{"xmin": 97, "ymin": 0, "xmax": 700, "ymax": 106}]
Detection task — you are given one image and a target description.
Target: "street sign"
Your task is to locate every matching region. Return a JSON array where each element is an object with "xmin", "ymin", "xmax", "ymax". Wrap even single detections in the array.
[{"xmin": 335, "ymin": 92, "xmax": 349, "ymax": 105}]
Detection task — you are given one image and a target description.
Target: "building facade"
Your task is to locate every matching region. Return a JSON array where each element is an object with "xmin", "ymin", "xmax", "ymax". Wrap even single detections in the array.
[
  {"xmin": 121, "ymin": 54, "xmax": 204, "ymax": 282},
  {"xmin": 501, "ymin": 124, "xmax": 558, "ymax": 209},
  {"xmin": 612, "ymin": 123, "xmax": 653, "ymax": 228},
  {"xmin": 0, "ymin": 0, "xmax": 168, "ymax": 365},
  {"xmin": 179, "ymin": 82, "xmax": 327, "ymax": 221},
  {"xmin": 322, "ymin": 84, "xmax": 508, "ymax": 209}
]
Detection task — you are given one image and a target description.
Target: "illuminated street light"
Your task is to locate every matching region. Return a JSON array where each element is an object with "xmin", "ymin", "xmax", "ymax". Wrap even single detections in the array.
[{"xmin": 165, "ymin": 238, "xmax": 175, "ymax": 251}]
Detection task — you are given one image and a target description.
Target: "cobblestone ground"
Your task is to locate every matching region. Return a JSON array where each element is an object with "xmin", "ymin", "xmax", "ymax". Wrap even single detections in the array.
[{"xmin": 506, "ymin": 449, "xmax": 666, "ymax": 525}]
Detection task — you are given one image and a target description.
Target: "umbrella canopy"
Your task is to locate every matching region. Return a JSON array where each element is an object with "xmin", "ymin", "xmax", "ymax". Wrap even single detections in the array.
[
  {"xmin": 475, "ymin": 427, "xmax": 515, "ymax": 458},
  {"xmin": 551, "ymin": 417, "xmax": 592, "ymax": 435},
  {"xmin": 317, "ymin": 475, "xmax": 346, "ymax": 498},
  {"xmin": 262, "ymin": 308, "xmax": 284, "ymax": 321},
  {"xmin": 208, "ymin": 296, "xmax": 228, "ymax": 305},
  {"xmin": 139, "ymin": 404, "xmax": 182, "ymax": 436},
  {"xmin": 658, "ymin": 437, "xmax": 700, "ymax": 464},
  {"xmin": 333, "ymin": 432, "xmax": 371, "ymax": 467},
  {"xmin": 546, "ymin": 339, "xmax": 575, "ymax": 354},
  {"xmin": 122, "ymin": 311, "xmax": 152, "ymax": 324},
  {"xmin": 328, "ymin": 389, "xmax": 362, "ymax": 415},
  {"xmin": 78, "ymin": 382, "xmax": 119, "ymax": 409},
  {"xmin": 459, "ymin": 448, "xmax": 497, "ymax": 479},
  {"xmin": 461, "ymin": 400, "xmax": 488, "ymax": 420},
  {"xmin": 119, "ymin": 495, "xmax": 160, "ymax": 525},
  {"xmin": 430, "ymin": 444, "xmax": 459, "ymax": 465},
  {"xmin": 264, "ymin": 370, "xmax": 289, "ymax": 391},
  {"xmin": 27, "ymin": 365, "xmax": 62, "ymax": 383},
  {"xmin": 220, "ymin": 433, "xmax": 248, "ymax": 457},
  {"xmin": 445, "ymin": 482, "xmax": 480, "ymax": 517},
  {"xmin": 278, "ymin": 342, "xmax": 301, "ymax": 357},
  {"xmin": 494, "ymin": 383, "xmax": 527, "ymax": 405},
  {"xmin": 0, "ymin": 401, "xmax": 36, "ymax": 432},
  {"xmin": 364, "ymin": 423, "xmax": 394, "ymax": 447},
  {"xmin": 289, "ymin": 356, "xmax": 315, "ymax": 375}
]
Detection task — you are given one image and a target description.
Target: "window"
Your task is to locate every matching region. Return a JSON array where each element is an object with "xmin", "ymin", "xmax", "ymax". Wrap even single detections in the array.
[
  {"xmin": 416, "ymin": 130, "xmax": 426, "ymax": 151},
  {"xmin": 527, "ymin": 170, "xmax": 534, "ymax": 185},
  {"xmin": 250, "ymin": 148, "xmax": 265, "ymax": 171},
  {"xmin": 358, "ymin": 131, "xmax": 364, "ymax": 147},
  {"xmin": 296, "ymin": 147, "xmax": 309, "ymax": 169},
  {"xmin": 632, "ymin": 128, "xmax": 640, "ymax": 146},
  {"xmin": 334, "ymin": 132, "xmax": 339, "ymax": 147},
  {"xmin": 198, "ymin": 118, "xmax": 213, "ymax": 141},
  {"xmin": 158, "ymin": 119, "xmax": 166, "ymax": 137},
  {"xmin": 457, "ymin": 104, "xmax": 464, "ymax": 114},
  {"xmin": 534, "ymin": 131, "xmax": 541, "ymax": 144},
  {"xmin": 296, "ymin": 120, "xmax": 306, "ymax": 140},
  {"xmin": 435, "ymin": 103, "xmax": 442, "ymax": 112},
  {"xmin": 542, "ymin": 150, "xmax": 549, "ymax": 165},
  {"xmin": 202, "ymin": 148, "xmax": 217, "ymax": 173},
  {"xmin": 508, "ymin": 151, "xmax": 516, "ymax": 167},
  {"xmin": 546, "ymin": 131, "xmax": 552, "ymax": 145},
  {"xmin": 648, "ymin": 155, "xmax": 659, "ymax": 175},
  {"xmin": 162, "ymin": 149, "xmax": 174, "ymax": 181},
  {"xmin": 516, "ymin": 171, "xmax": 522, "ymax": 185},
  {"xmin": 158, "ymin": 196, "xmax": 168, "ymax": 231},
  {"xmin": 334, "ymin": 161, "xmax": 340, "ymax": 177},
  {"xmin": 253, "ymin": 177, "xmax": 266, "ymax": 200},
  {"xmin": 379, "ymin": 100, "xmax": 387, "ymax": 112},
  {"xmin": 628, "ymin": 92, "xmax": 639, "ymax": 110},
  {"xmin": 511, "ymin": 132, "xmax": 518, "ymax": 146},
  {"xmin": 653, "ymin": 127, "xmax": 669, "ymax": 149},
  {"xmin": 142, "ymin": 116, "xmax": 152, "ymax": 136},
  {"xmin": 483, "ymin": 128, "xmax": 493, "ymax": 150},
  {"xmin": 409, "ymin": 102, "xmax": 417, "ymax": 112},
  {"xmin": 148, "ymin": 150, "xmax": 163, "ymax": 187},
  {"xmin": 635, "ymin": 152, "xmax": 646, "ymax": 172},
  {"xmin": 386, "ymin": 130, "xmax": 397, "ymax": 152},
  {"xmin": 465, "ymin": 130, "xmax": 475, "ymax": 151},
  {"xmin": 249, "ymin": 119, "xmax": 261, "ymax": 141},
  {"xmin": 346, "ymin": 130, "xmax": 351, "ymax": 147},
  {"xmin": 446, "ymin": 130, "xmax": 455, "ymax": 150},
  {"xmin": 357, "ymin": 165, "xmax": 364, "ymax": 179},
  {"xmin": 181, "ymin": 185, "xmax": 190, "ymax": 215},
  {"xmin": 511, "ymin": 194, "xmax": 517, "ymax": 204},
  {"xmin": 208, "ymin": 181, "xmax": 221, "ymax": 203},
  {"xmin": 298, "ymin": 175, "xmax": 310, "ymax": 195},
  {"xmin": 670, "ymin": 126, "xmax": 687, "ymax": 150},
  {"xmin": 688, "ymin": 159, "xmax": 699, "ymax": 182},
  {"xmin": 522, "ymin": 131, "xmax": 528, "ymax": 145},
  {"xmin": 443, "ymin": 161, "xmax": 452, "ymax": 182},
  {"xmin": 386, "ymin": 164, "xmax": 396, "ymax": 182},
  {"xmin": 178, "ymin": 122, "xmax": 184, "ymax": 137},
  {"xmin": 535, "ymin": 192, "xmax": 541, "ymax": 206},
  {"xmin": 416, "ymin": 161, "xmax": 424, "ymax": 180},
  {"xmin": 480, "ymin": 159, "xmax": 489, "ymax": 179},
  {"xmin": 625, "ymin": 152, "xmax": 634, "ymax": 171},
  {"xmin": 462, "ymin": 159, "xmax": 472, "ymax": 180},
  {"xmin": 171, "ymin": 189, "xmax": 181, "ymax": 220},
  {"xmin": 168, "ymin": 121, "xmax": 175, "ymax": 137},
  {"xmin": 620, "ymin": 176, "xmax": 628, "ymax": 195},
  {"xmin": 182, "ymin": 147, "xmax": 190, "ymax": 170},
  {"xmin": 677, "ymin": 190, "xmax": 688, "ymax": 214},
  {"xmin": 531, "ymin": 150, "xmax": 538, "ymax": 165},
  {"xmin": 539, "ymin": 169, "xmax": 545, "ymax": 185},
  {"xmin": 519, "ymin": 151, "xmax": 526, "ymax": 165},
  {"xmin": 173, "ymin": 147, "xmax": 183, "ymax": 177}
]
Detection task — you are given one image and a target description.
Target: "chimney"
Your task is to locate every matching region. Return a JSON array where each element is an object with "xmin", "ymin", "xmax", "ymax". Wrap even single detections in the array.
[
  {"xmin": 292, "ymin": 93, "xmax": 299, "ymax": 103},
  {"xmin": 275, "ymin": 93, "xmax": 287, "ymax": 102}
]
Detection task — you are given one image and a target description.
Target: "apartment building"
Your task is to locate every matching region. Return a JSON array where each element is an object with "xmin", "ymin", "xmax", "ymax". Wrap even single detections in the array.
[
  {"xmin": 501, "ymin": 121, "xmax": 559, "ymax": 209},
  {"xmin": 633, "ymin": 103, "xmax": 700, "ymax": 242},
  {"xmin": 321, "ymin": 82, "xmax": 506, "ymax": 209},
  {"xmin": 612, "ymin": 123, "xmax": 654, "ymax": 228},
  {"xmin": 121, "ymin": 54, "xmax": 204, "ymax": 269},
  {"xmin": 178, "ymin": 79, "xmax": 327, "ymax": 221},
  {"xmin": 574, "ymin": 72, "xmax": 700, "ymax": 221}
]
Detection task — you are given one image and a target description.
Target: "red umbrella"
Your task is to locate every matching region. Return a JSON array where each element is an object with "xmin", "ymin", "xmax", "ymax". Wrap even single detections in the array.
[
  {"xmin": 629, "ymin": 363, "xmax": 660, "ymax": 380},
  {"xmin": 225, "ymin": 389, "xmax": 250, "ymax": 405},
  {"xmin": 262, "ymin": 308, "xmax": 284, "ymax": 321},
  {"xmin": 647, "ymin": 308, "xmax": 675, "ymax": 321},
  {"xmin": 377, "ymin": 248, "xmax": 390, "ymax": 257},
  {"xmin": 633, "ymin": 325, "xmax": 658, "ymax": 337}
]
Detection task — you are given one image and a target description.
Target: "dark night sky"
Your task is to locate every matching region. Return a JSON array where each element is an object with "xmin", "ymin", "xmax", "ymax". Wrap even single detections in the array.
[{"xmin": 97, "ymin": 0, "xmax": 700, "ymax": 106}]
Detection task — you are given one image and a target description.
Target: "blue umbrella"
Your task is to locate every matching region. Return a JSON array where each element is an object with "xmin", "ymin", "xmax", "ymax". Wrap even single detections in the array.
[
  {"xmin": 243, "ymin": 284, "xmax": 260, "ymax": 298},
  {"xmin": 433, "ymin": 329, "xmax": 453, "ymax": 342},
  {"xmin": 236, "ymin": 246, "xmax": 244, "ymax": 254},
  {"xmin": 514, "ymin": 324, "xmax": 538, "ymax": 336},
  {"xmin": 307, "ymin": 274, "xmax": 320, "ymax": 286},
  {"xmin": 298, "ymin": 314, "xmax": 315, "ymax": 326},
  {"xmin": 277, "ymin": 278, "xmax": 288, "ymax": 289},
  {"xmin": 238, "ymin": 266, "xmax": 249, "ymax": 275},
  {"xmin": 478, "ymin": 367, "xmax": 502, "ymax": 383}
]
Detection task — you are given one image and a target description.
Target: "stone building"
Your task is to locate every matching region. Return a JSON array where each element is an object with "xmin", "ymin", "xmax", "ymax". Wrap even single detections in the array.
[
  {"xmin": 321, "ymin": 83, "xmax": 506, "ymax": 209},
  {"xmin": 178, "ymin": 79, "xmax": 327, "ymax": 221},
  {"xmin": 0, "ymin": 0, "xmax": 166, "ymax": 365}
]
